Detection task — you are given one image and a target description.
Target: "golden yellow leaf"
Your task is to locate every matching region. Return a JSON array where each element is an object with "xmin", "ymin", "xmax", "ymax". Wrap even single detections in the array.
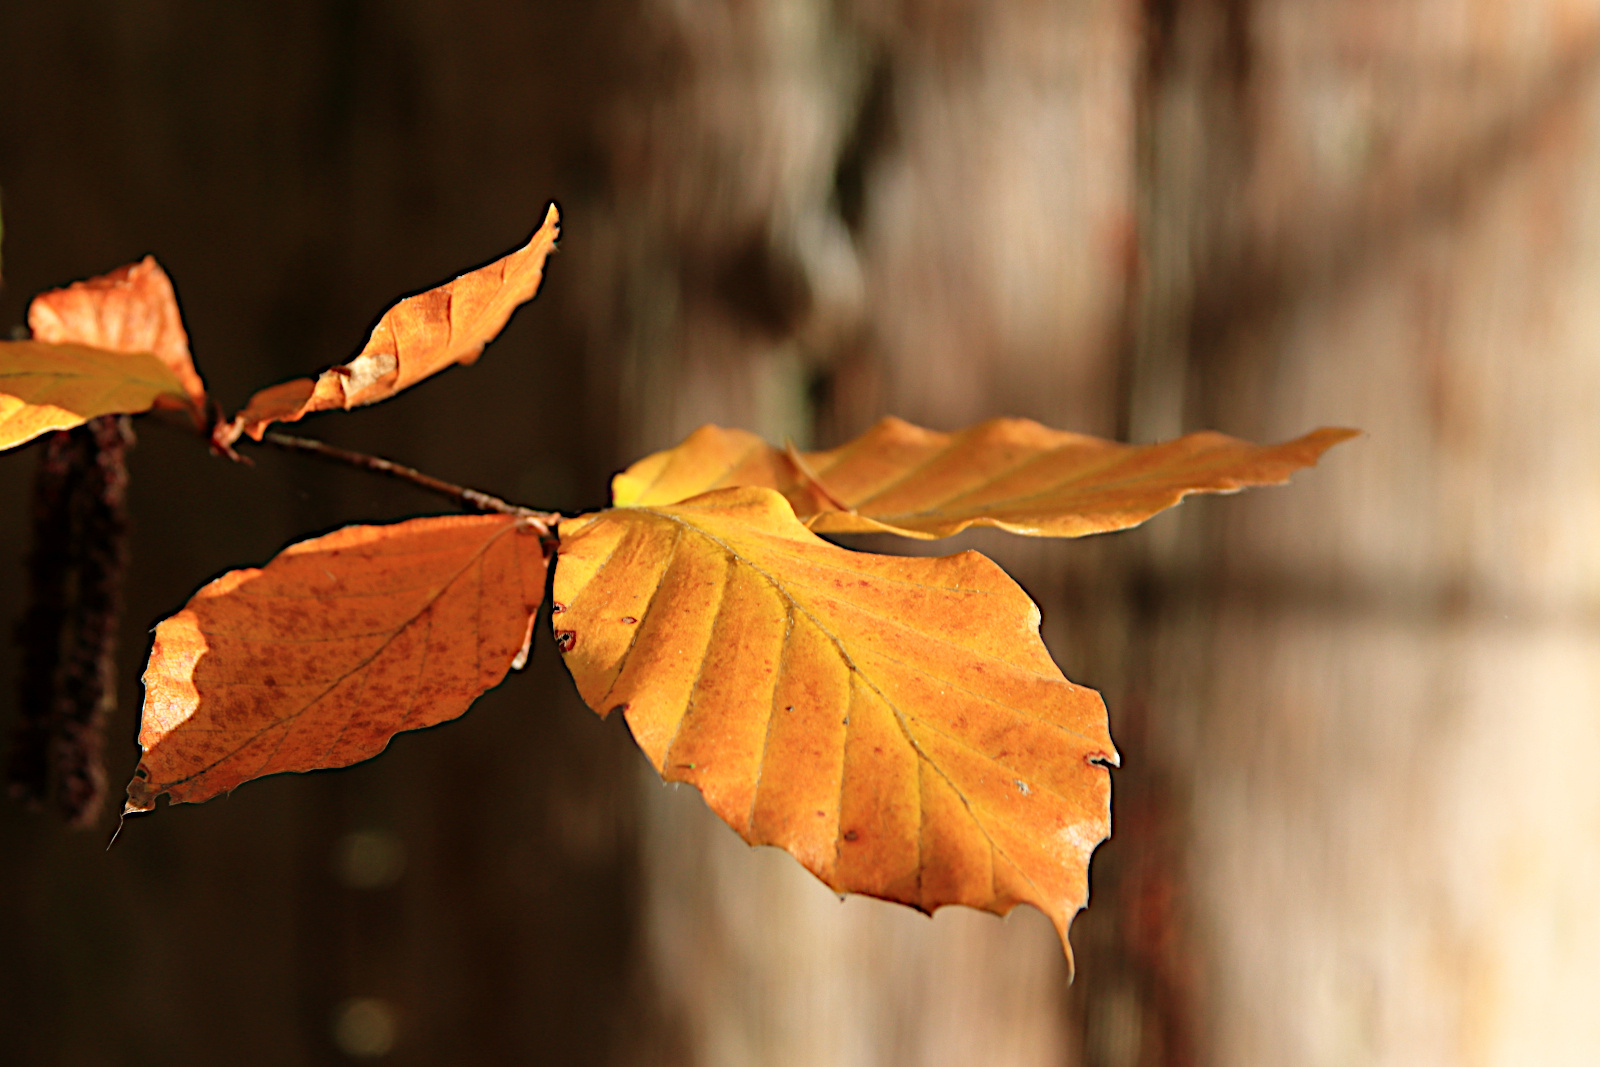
[
  {"xmin": 613, "ymin": 416, "xmax": 1358, "ymax": 539},
  {"xmin": 553, "ymin": 487, "xmax": 1116, "ymax": 958},
  {"xmin": 0, "ymin": 340, "xmax": 189, "ymax": 451},
  {"xmin": 27, "ymin": 256, "xmax": 207, "ymax": 424},
  {"xmin": 218, "ymin": 204, "xmax": 560, "ymax": 446},
  {"xmin": 126, "ymin": 514, "xmax": 548, "ymax": 813}
]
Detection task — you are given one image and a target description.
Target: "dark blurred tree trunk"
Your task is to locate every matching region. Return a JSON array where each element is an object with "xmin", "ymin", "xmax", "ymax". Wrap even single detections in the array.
[{"xmin": 0, "ymin": 4, "xmax": 650, "ymax": 1065}]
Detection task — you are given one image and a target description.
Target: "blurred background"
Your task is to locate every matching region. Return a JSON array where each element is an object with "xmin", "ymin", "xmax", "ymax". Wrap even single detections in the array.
[{"xmin": 3, "ymin": 1, "xmax": 1599, "ymax": 1064}]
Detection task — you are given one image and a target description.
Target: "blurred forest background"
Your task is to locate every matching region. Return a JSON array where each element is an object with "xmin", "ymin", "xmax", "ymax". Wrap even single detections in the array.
[{"xmin": 3, "ymin": 1, "xmax": 1599, "ymax": 1065}]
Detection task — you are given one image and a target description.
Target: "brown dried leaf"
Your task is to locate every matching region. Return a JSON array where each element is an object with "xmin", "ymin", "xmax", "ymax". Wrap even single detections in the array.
[
  {"xmin": 219, "ymin": 205, "xmax": 560, "ymax": 446},
  {"xmin": 126, "ymin": 514, "xmax": 548, "ymax": 812},
  {"xmin": 553, "ymin": 487, "xmax": 1116, "ymax": 959},
  {"xmin": 612, "ymin": 417, "xmax": 1358, "ymax": 539},
  {"xmin": 0, "ymin": 340, "xmax": 189, "ymax": 452},
  {"xmin": 27, "ymin": 256, "xmax": 207, "ymax": 425}
]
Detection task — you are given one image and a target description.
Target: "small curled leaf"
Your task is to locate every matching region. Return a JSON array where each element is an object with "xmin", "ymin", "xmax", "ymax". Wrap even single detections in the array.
[{"xmin": 218, "ymin": 204, "xmax": 560, "ymax": 447}]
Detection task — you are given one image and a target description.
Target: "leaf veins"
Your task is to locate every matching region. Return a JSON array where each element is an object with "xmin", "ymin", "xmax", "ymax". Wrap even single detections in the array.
[
  {"xmin": 553, "ymin": 487, "xmax": 1116, "ymax": 961},
  {"xmin": 0, "ymin": 341, "xmax": 189, "ymax": 452},
  {"xmin": 127, "ymin": 514, "xmax": 548, "ymax": 812},
  {"xmin": 613, "ymin": 416, "xmax": 1358, "ymax": 539}
]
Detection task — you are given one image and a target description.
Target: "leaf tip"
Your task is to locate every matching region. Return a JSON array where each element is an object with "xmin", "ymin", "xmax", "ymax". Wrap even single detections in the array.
[
  {"xmin": 1304, "ymin": 425, "xmax": 1363, "ymax": 451},
  {"xmin": 122, "ymin": 764, "xmax": 157, "ymax": 817}
]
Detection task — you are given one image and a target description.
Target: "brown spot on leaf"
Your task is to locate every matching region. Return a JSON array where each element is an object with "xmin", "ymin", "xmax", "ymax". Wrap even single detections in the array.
[
  {"xmin": 554, "ymin": 630, "xmax": 576, "ymax": 652},
  {"xmin": 126, "ymin": 514, "xmax": 548, "ymax": 811}
]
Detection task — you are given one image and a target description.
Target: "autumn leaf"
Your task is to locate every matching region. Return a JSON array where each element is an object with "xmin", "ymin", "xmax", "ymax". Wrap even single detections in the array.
[
  {"xmin": 125, "ymin": 514, "xmax": 548, "ymax": 812},
  {"xmin": 27, "ymin": 256, "xmax": 208, "ymax": 425},
  {"xmin": 217, "ymin": 204, "xmax": 561, "ymax": 447},
  {"xmin": 553, "ymin": 487, "xmax": 1116, "ymax": 958},
  {"xmin": 0, "ymin": 340, "xmax": 190, "ymax": 452},
  {"xmin": 613, "ymin": 417, "xmax": 1358, "ymax": 539}
]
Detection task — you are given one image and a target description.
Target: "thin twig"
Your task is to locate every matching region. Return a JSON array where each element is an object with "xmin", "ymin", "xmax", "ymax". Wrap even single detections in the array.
[{"xmin": 258, "ymin": 432, "xmax": 559, "ymax": 536}]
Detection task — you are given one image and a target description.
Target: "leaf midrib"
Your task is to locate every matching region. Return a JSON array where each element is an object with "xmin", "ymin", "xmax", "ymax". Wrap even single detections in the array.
[
  {"xmin": 637, "ymin": 504, "xmax": 1064, "ymax": 908},
  {"xmin": 154, "ymin": 518, "xmax": 521, "ymax": 793}
]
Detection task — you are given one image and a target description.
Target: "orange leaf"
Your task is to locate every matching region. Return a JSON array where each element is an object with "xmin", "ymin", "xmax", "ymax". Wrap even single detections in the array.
[
  {"xmin": 125, "ymin": 514, "xmax": 548, "ymax": 813},
  {"xmin": 219, "ymin": 204, "xmax": 560, "ymax": 446},
  {"xmin": 0, "ymin": 340, "xmax": 189, "ymax": 451},
  {"xmin": 613, "ymin": 417, "xmax": 1358, "ymax": 539},
  {"xmin": 553, "ymin": 487, "xmax": 1116, "ymax": 959},
  {"xmin": 27, "ymin": 256, "xmax": 207, "ymax": 425}
]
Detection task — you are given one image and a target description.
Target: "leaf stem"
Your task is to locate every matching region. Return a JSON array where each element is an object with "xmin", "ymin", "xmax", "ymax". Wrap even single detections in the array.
[{"xmin": 259, "ymin": 432, "xmax": 559, "ymax": 536}]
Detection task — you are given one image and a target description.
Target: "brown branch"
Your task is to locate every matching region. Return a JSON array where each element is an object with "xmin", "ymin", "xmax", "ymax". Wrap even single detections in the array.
[
  {"xmin": 53, "ymin": 415, "xmax": 133, "ymax": 826},
  {"xmin": 8, "ymin": 430, "xmax": 84, "ymax": 809},
  {"xmin": 8, "ymin": 415, "xmax": 134, "ymax": 827},
  {"xmin": 258, "ymin": 432, "xmax": 559, "ymax": 536}
]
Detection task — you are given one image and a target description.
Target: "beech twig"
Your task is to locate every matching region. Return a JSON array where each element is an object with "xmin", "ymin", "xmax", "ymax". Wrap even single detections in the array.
[{"xmin": 259, "ymin": 432, "xmax": 559, "ymax": 536}]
